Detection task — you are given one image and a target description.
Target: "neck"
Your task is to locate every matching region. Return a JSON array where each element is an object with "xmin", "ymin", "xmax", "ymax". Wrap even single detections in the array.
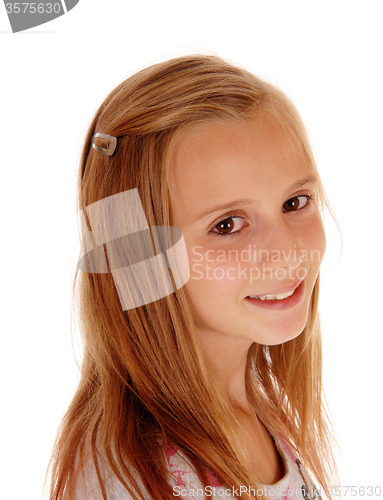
[
  {"xmin": 196, "ymin": 326, "xmax": 285, "ymax": 484},
  {"xmin": 196, "ymin": 326, "xmax": 254, "ymax": 414}
]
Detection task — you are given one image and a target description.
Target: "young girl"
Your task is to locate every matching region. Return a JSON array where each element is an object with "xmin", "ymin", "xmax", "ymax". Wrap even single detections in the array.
[{"xmin": 47, "ymin": 55, "xmax": 339, "ymax": 500}]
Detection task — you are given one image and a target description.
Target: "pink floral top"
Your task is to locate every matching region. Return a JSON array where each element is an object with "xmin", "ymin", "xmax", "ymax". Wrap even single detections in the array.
[
  {"xmin": 72, "ymin": 437, "xmax": 321, "ymax": 500},
  {"xmin": 165, "ymin": 437, "xmax": 322, "ymax": 500}
]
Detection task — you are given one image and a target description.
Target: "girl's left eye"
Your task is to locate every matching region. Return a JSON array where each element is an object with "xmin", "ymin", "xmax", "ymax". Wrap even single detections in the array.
[
  {"xmin": 283, "ymin": 195, "xmax": 311, "ymax": 212},
  {"xmin": 210, "ymin": 216, "xmax": 247, "ymax": 237}
]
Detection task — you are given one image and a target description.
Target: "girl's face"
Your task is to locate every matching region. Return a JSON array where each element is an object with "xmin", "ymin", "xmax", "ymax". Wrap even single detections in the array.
[{"xmin": 169, "ymin": 117, "xmax": 326, "ymax": 348}]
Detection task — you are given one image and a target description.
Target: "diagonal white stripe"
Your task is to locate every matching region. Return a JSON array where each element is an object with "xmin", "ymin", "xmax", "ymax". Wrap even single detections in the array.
[{"xmin": 60, "ymin": 0, "xmax": 68, "ymax": 14}]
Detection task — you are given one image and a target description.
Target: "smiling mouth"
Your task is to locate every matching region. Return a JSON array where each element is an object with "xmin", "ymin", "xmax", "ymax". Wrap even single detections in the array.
[
  {"xmin": 248, "ymin": 289, "xmax": 295, "ymax": 301},
  {"xmin": 245, "ymin": 279, "xmax": 306, "ymax": 310}
]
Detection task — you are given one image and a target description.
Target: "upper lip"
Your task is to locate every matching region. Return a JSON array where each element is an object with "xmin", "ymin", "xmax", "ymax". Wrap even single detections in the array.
[{"xmin": 247, "ymin": 278, "xmax": 304, "ymax": 297}]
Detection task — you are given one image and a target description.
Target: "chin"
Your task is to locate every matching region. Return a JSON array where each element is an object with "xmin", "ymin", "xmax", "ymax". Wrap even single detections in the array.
[
  {"xmin": 254, "ymin": 316, "xmax": 309, "ymax": 346},
  {"xmin": 264, "ymin": 330, "xmax": 304, "ymax": 346}
]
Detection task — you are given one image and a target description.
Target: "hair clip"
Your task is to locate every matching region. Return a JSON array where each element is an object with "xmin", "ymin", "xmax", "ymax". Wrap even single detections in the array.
[{"xmin": 91, "ymin": 132, "xmax": 117, "ymax": 156}]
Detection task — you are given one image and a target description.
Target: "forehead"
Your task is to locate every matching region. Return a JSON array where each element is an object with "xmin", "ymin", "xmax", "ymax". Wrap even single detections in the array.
[{"xmin": 169, "ymin": 117, "xmax": 311, "ymax": 220}]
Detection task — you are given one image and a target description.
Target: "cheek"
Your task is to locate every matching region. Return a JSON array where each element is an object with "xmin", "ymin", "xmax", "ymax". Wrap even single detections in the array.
[
  {"xmin": 185, "ymin": 246, "xmax": 245, "ymax": 315},
  {"xmin": 187, "ymin": 254, "xmax": 244, "ymax": 292},
  {"xmin": 305, "ymin": 215, "xmax": 326, "ymax": 269}
]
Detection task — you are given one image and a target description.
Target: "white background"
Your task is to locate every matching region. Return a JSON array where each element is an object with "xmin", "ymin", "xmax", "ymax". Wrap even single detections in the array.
[{"xmin": 1, "ymin": 1, "xmax": 382, "ymax": 499}]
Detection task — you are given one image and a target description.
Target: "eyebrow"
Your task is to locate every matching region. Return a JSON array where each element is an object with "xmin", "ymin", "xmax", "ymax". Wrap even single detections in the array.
[{"xmin": 190, "ymin": 175, "xmax": 317, "ymax": 225}]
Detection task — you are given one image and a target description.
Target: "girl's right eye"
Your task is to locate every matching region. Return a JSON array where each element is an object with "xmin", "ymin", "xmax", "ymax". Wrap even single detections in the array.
[{"xmin": 210, "ymin": 216, "xmax": 248, "ymax": 237}]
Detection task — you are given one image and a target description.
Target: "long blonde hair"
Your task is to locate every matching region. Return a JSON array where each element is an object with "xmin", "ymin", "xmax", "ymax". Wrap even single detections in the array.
[{"xmin": 47, "ymin": 55, "xmax": 338, "ymax": 500}]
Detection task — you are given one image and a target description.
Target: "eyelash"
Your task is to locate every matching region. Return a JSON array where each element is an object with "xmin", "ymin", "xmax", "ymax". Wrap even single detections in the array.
[{"xmin": 209, "ymin": 194, "xmax": 313, "ymax": 237}]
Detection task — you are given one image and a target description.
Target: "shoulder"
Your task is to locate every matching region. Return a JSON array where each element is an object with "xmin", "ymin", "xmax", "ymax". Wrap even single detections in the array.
[
  {"xmin": 68, "ymin": 443, "xmax": 213, "ymax": 500},
  {"xmin": 68, "ymin": 445, "xmax": 214, "ymax": 500},
  {"xmin": 66, "ymin": 454, "xmax": 152, "ymax": 500}
]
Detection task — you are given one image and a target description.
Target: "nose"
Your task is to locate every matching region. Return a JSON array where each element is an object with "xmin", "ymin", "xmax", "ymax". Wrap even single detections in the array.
[{"xmin": 255, "ymin": 219, "xmax": 304, "ymax": 272}]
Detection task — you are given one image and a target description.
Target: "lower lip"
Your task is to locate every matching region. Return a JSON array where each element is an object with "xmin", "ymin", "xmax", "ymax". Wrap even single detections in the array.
[{"xmin": 245, "ymin": 280, "xmax": 305, "ymax": 311}]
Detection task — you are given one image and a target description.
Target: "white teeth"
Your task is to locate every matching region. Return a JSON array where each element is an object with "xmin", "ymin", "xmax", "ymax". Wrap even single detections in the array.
[{"xmin": 249, "ymin": 289, "xmax": 295, "ymax": 301}]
